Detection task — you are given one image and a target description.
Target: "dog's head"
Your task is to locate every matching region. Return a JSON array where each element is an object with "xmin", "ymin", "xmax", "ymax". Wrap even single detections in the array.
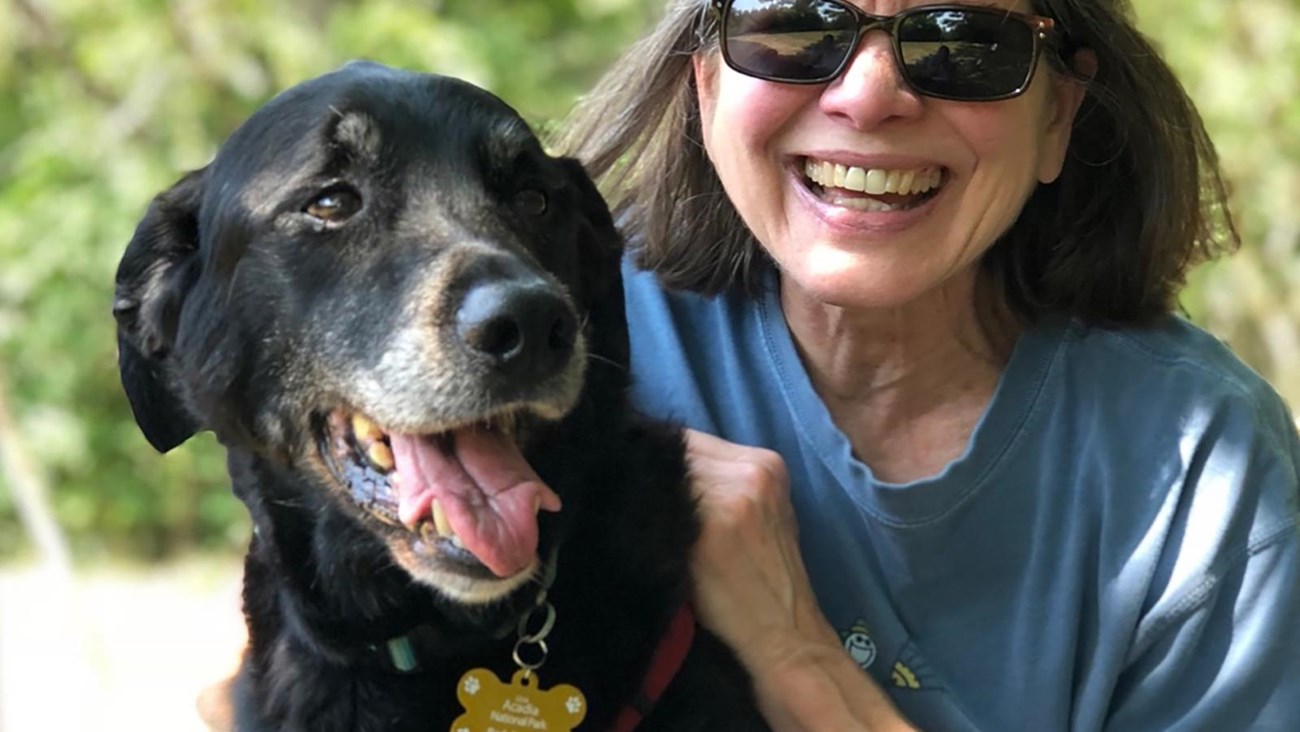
[{"xmin": 114, "ymin": 62, "xmax": 625, "ymax": 603}]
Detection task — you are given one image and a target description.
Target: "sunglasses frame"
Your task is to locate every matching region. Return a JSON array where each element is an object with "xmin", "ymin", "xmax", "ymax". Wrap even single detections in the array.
[{"xmin": 710, "ymin": 0, "xmax": 1058, "ymax": 102}]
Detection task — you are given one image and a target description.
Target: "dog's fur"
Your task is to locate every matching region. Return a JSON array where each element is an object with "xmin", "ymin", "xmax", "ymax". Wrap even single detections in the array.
[{"xmin": 114, "ymin": 62, "xmax": 766, "ymax": 731}]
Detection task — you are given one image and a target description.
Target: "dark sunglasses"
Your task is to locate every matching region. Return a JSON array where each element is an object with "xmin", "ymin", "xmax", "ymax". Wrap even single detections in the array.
[{"xmin": 710, "ymin": 0, "xmax": 1059, "ymax": 101}]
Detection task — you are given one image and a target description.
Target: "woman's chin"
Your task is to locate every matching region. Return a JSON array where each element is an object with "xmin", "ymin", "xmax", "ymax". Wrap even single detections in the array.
[{"xmin": 776, "ymin": 254, "xmax": 981, "ymax": 315}]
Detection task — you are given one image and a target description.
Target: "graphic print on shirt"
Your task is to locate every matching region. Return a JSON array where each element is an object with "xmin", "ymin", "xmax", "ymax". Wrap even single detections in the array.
[
  {"xmin": 889, "ymin": 641, "xmax": 937, "ymax": 690},
  {"xmin": 840, "ymin": 619, "xmax": 937, "ymax": 691},
  {"xmin": 840, "ymin": 619, "xmax": 878, "ymax": 671}
]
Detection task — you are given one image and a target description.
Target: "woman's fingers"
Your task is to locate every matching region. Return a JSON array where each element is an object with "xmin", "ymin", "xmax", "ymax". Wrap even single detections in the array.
[
  {"xmin": 683, "ymin": 429, "xmax": 832, "ymax": 660},
  {"xmin": 686, "ymin": 428, "xmax": 794, "ymax": 534}
]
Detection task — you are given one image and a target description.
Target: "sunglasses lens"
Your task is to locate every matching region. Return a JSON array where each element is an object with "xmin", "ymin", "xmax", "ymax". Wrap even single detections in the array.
[
  {"xmin": 722, "ymin": 0, "xmax": 859, "ymax": 82},
  {"xmin": 897, "ymin": 9, "xmax": 1037, "ymax": 99}
]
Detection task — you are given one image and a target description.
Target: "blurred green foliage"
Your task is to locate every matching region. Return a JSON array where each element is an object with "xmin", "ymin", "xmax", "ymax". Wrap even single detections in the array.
[
  {"xmin": 1139, "ymin": 0, "xmax": 1300, "ymax": 401},
  {"xmin": 0, "ymin": 0, "xmax": 1296, "ymax": 561}
]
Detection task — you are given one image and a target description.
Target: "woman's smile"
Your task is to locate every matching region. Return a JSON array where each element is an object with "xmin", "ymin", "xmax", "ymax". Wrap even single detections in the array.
[
  {"xmin": 788, "ymin": 153, "xmax": 950, "ymax": 234},
  {"xmin": 800, "ymin": 156, "xmax": 945, "ymax": 212}
]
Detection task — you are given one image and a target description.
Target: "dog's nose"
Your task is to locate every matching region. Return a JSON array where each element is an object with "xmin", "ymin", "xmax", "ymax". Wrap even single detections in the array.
[{"xmin": 455, "ymin": 280, "xmax": 578, "ymax": 378}]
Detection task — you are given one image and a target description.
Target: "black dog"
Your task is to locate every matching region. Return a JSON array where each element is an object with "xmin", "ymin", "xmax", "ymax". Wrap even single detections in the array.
[{"xmin": 114, "ymin": 62, "xmax": 766, "ymax": 731}]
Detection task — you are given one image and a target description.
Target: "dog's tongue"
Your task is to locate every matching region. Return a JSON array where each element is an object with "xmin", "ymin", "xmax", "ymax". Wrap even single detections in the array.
[{"xmin": 390, "ymin": 428, "xmax": 560, "ymax": 578}]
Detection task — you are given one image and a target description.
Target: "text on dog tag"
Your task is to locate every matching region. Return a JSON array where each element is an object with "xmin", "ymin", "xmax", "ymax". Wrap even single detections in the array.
[{"xmin": 451, "ymin": 667, "xmax": 587, "ymax": 731}]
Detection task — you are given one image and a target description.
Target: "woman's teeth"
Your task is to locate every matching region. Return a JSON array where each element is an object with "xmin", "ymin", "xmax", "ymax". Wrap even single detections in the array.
[{"xmin": 803, "ymin": 158, "xmax": 943, "ymax": 212}]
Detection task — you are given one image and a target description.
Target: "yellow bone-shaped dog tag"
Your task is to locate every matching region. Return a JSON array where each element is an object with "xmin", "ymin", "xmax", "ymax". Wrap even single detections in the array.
[{"xmin": 451, "ymin": 667, "xmax": 587, "ymax": 732}]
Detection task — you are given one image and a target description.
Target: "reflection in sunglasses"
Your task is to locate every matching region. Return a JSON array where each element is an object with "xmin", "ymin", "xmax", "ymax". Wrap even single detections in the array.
[{"xmin": 717, "ymin": 0, "xmax": 1053, "ymax": 100}]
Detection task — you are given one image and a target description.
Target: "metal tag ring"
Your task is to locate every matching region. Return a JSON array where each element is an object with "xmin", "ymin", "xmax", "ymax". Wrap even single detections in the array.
[
  {"xmin": 517, "ymin": 601, "xmax": 557, "ymax": 644},
  {"xmin": 512, "ymin": 637, "xmax": 549, "ymax": 672}
]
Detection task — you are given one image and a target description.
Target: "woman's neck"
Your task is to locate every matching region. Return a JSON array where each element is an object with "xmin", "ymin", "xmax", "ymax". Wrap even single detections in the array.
[{"xmin": 779, "ymin": 270, "xmax": 1021, "ymax": 483}]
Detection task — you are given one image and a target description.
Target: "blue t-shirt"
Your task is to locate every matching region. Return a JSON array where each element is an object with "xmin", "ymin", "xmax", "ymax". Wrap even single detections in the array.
[{"xmin": 623, "ymin": 260, "xmax": 1300, "ymax": 731}]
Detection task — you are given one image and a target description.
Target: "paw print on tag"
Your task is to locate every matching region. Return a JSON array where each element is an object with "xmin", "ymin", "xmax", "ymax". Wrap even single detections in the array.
[{"xmin": 452, "ymin": 668, "xmax": 587, "ymax": 731}]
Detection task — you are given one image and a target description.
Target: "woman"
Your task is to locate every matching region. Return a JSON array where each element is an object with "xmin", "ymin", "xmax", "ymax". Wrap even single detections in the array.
[{"xmin": 559, "ymin": 0, "xmax": 1300, "ymax": 729}]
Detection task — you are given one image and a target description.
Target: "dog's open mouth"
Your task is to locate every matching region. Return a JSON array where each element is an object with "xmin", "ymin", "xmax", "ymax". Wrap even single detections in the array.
[{"xmin": 323, "ymin": 409, "xmax": 561, "ymax": 580}]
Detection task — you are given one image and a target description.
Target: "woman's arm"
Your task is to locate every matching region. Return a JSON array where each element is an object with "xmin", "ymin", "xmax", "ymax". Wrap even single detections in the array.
[{"xmin": 685, "ymin": 429, "xmax": 918, "ymax": 732}]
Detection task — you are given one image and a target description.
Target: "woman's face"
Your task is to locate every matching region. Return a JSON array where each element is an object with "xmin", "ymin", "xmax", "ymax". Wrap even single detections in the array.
[{"xmin": 694, "ymin": 0, "xmax": 1087, "ymax": 312}]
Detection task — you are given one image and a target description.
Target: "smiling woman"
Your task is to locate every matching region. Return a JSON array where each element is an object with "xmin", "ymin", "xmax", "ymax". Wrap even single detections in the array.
[{"xmin": 558, "ymin": 0, "xmax": 1300, "ymax": 729}]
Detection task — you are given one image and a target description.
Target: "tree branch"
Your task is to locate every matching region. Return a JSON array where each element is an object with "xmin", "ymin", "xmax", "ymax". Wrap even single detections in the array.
[{"xmin": 0, "ymin": 368, "xmax": 72, "ymax": 575}]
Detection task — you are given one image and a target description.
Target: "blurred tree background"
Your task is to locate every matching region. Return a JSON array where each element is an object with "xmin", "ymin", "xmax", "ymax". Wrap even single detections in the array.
[{"xmin": 0, "ymin": 0, "xmax": 1296, "ymax": 562}]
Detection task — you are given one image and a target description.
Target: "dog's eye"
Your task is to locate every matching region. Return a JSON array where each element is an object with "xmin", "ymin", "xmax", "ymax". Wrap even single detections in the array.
[
  {"xmin": 305, "ymin": 187, "xmax": 363, "ymax": 224},
  {"xmin": 514, "ymin": 189, "xmax": 548, "ymax": 217}
]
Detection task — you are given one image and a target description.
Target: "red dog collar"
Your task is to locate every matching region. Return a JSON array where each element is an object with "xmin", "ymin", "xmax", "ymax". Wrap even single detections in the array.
[{"xmin": 608, "ymin": 603, "xmax": 697, "ymax": 732}]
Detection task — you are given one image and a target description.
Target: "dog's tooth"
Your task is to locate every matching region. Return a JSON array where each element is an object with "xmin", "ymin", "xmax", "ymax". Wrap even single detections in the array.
[
  {"xmin": 431, "ymin": 499, "xmax": 455, "ymax": 538},
  {"xmin": 367, "ymin": 441, "xmax": 394, "ymax": 472},
  {"xmin": 449, "ymin": 535, "xmax": 466, "ymax": 550},
  {"xmin": 352, "ymin": 414, "xmax": 384, "ymax": 444},
  {"xmin": 419, "ymin": 521, "xmax": 436, "ymax": 543}
]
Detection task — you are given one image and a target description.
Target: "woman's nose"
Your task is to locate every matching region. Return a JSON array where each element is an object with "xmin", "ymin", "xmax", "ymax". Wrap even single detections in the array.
[{"xmin": 818, "ymin": 34, "xmax": 924, "ymax": 129}]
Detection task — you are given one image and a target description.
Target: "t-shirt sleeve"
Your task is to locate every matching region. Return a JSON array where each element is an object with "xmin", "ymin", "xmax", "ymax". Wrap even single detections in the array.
[
  {"xmin": 1103, "ymin": 394, "xmax": 1300, "ymax": 731},
  {"xmin": 1105, "ymin": 535, "xmax": 1300, "ymax": 730}
]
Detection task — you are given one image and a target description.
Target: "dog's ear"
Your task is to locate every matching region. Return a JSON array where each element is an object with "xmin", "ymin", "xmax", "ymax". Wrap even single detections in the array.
[
  {"xmin": 112, "ymin": 168, "xmax": 207, "ymax": 452},
  {"xmin": 559, "ymin": 158, "xmax": 629, "ymax": 370}
]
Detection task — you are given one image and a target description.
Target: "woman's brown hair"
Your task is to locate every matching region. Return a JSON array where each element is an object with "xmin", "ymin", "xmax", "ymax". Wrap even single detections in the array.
[{"xmin": 554, "ymin": 0, "xmax": 1238, "ymax": 325}]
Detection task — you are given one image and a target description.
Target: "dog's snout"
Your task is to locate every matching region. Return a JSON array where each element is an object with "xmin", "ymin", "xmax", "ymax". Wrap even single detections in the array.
[{"xmin": 456, "ymin": 280, "xmax": 577, "ymax": 378}]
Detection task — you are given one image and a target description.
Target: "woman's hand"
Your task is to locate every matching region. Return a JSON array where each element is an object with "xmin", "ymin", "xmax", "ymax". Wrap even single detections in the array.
[
  {"xmin": 684, "ymin": 428, "xmax": 832, "ymax": 662},
  {"xmin": 684, "ymin": 429, "xmax": 916, "ymax": 732}
]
